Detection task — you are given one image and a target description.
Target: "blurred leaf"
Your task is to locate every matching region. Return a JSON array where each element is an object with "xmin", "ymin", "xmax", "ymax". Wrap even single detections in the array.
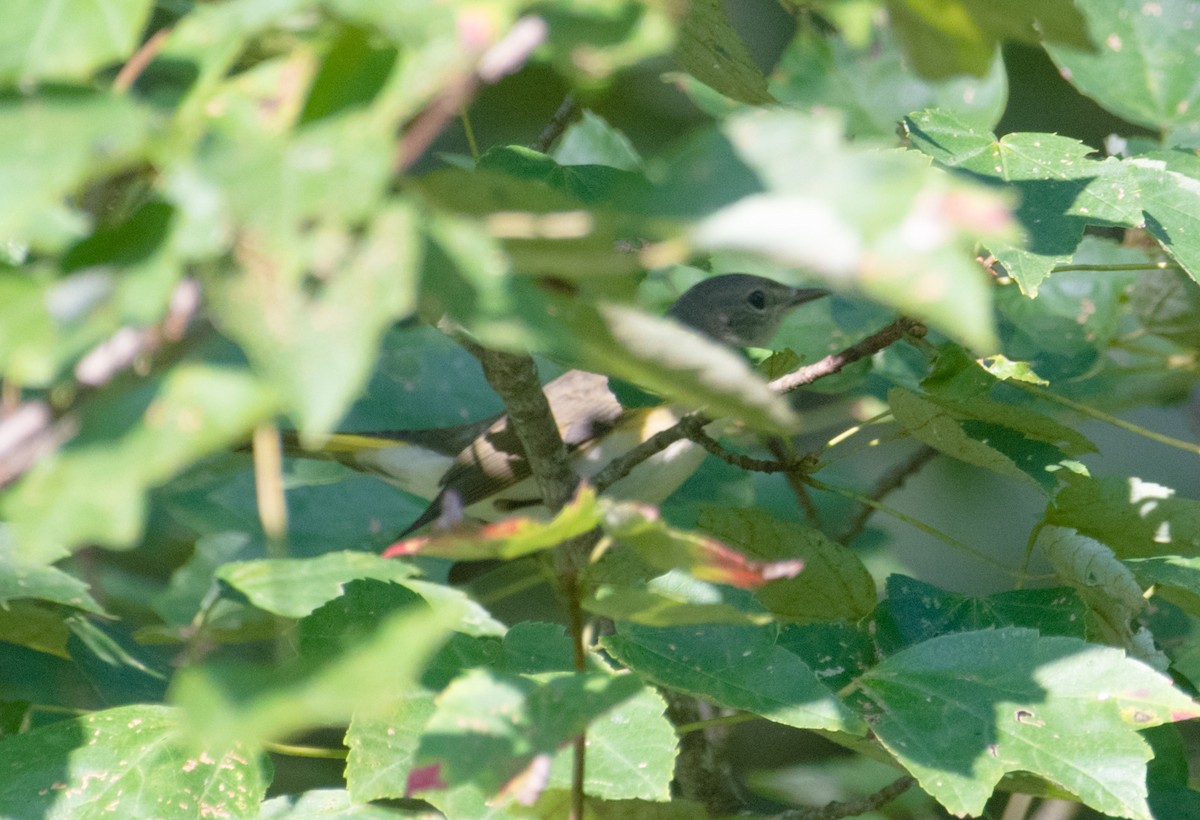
[
  {"xmin": 905, "ymin": 109, "xmax": 1142, "ymax": 294},
  {"xmin": 0, "ymin": 93, "xmax": 152, "ymax": 242},
  {"xmin": 885, "ymin": 0, "xmax": 1090, "ymax": 78},
  {"xmin": 0, "ymin": 0, "xmax": 154, "ymax": 85},
  {"xmin": 686, "ymin": 109, "xmax": 1010, "ymax": 351},
  {"xmin": 872, "ymin": 575, "xmax": 1088, "ymax": 655},
  {"xmin": 978, "ymin": 354, "xmax": 1048, "ymax": 385},
  {"xmin": 697, "ymin": 507, "xmax": 876, "ymax": 622},
  {"xmin": 603, "ymin": 502, "xmax": 804, "ymax": 590},
  {"xmin": 537, "ymin": 0, "xmax": 676, "ymax": 86},
  {"xmin": 412, "ymin": 668, "xmax": 644, "ymax": 799},
  {"xmin": 771, "ymin": 24, "xmax": 1008, "ymax": 136},
  {"xmin": 216, "ymin": 551, "xmax": 419, "ymax": 618},
  {"xmin": 384, "ymin": 485, "xmax": 601, "ymax": 562},
  {"xmin": 171, "ymin": 584, "xmax": 454, "ymax": 749},
  {"xmin": 857, "ymin": 628, "xmax": 1199, "ymax": 818},
  {"xmin": 259, "ymin": 788, "xmax": 402, "ymax": 818},
  {"xmin": 1046, "ymin": 0, "xmax": 1200, "ymax": 146},
  {"xmin": 0, "ymin": 552, "xmax": 106, "ymax": 615},
  {"xmin": 1048, "ymin": 473, "xmax": 1200, "ymax": 559},
  {"xmin": 603, "ymin": 622, "xmax": 866, "ymax": 734},
  {"xmin": 345, "ymin": 690, "xmax": 436, "ymax": 803},
  {"xmin": 550, "ymin": 110, "xmax": 642, "ymax": 170},
  {"xmin": 674, "ymin": 0, "xmax": 773, "ymax": 105},
  {"xmin": 0, "ymin": 704, "xmax": 267, "ymax": 818},
  {"xmin": 546, "ymin": 685, "xmax": 674, "ymax": 801},
  {"xmin": 2, "ymin": 358, "xmax": 279, "ymax": 563},
  {"xmin": 528, "ymin": 293, "xmax": 804, "ymax": 435},
  {"xmin": 0, "ymin": 603, "xmax": 72, "ymax": 658}
]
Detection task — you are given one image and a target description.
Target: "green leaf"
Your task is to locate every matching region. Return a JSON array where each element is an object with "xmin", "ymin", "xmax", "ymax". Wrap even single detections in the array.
[
  {"xmin": 0, "ymin": 550, "xmax": 107, "ymax": 615},
  {"xmin": 413, "ymin": 668, "xmax": 644, "ymax": 798},
  {"xmin": 885, "ymin": 0, "xmax": 1090, "ymax": 78},
  {"xmin": 260, "ymin": 788, "xmax": 403, "ymax": 819},
  {"xmin": 1036, "ymin": 526, "xmax": 1148, "ymax": 649},
  {"xmin": 0, "ymin": 0, "xmax": 154, "ymax": 85},
  {"xmin": 0, "ymin": 94, "xmax": 153, "ymax": 242},
  {"xmin": 1126, "ymin": 556, "xmax": 1200, "ymax": 619},
  {"xmin": 384, "ymin": 485, "xmax": 601, "ymax": 562},
  {"xmin": 1125, "ymin": 150, "xmax": 1200, "ymax": 282},
  {"xmin": 540, "ymin": 294, "xmax": 803, "ymax": 436},
  {"xmin": 904, "ymin": 109, "xmax": 1142, "ymax": 294},
  {"xmin": 1131, "ymin": 266, "xmax": 1200, "ymax": 348},
  {"xmin": 215, "ymin": 551, "xmax": 420, "ymax": 619},
  {"xmin": 536, "ymin": 0, "xmax": 676, "ymax": 86},
  {"xmin": 0, "ymin": 704, "xmax": 267, "ymax": 818},
  {"xmin": 603, "ymin": 503, "xmax": 806, "ymax": 591},
  {"xmin": 872, "ymin": 575, "xmax": 1088, "ymax": 655},
  {"xmin": 697, "ymin": 507, "xmax": 876, "ymax": 622},
  {"xmin": 888, "ymin": 386, "xmax": 1079, "ymax": 492},
  {"xmin": 584, "ymin": 560, "xmax": 775, "ymax": 627},
  {"xmin": 771, "ymin": 24, "xmax": 1008, "ymax": 136},
  {"xmin": 345, "ymin": 690, "xmax": 436, "ymax": 803},
  {"xmin": 674, "ymin": 0, "xmax": 773, "ymax": 105},
  {"xmin": 550, "ymin": 110, "xmax": 642, "ymax": 171},
  {"xmin": 171, "ymin": 587, "xmax": 455, "ymax": 749},
  {"xmin": 857, "ymin": 628, "xmax": 1200, "ymax": 818},
  {"xmin": 686, "ymin": 109, "xmax": 1011, "ymax": 351},
  {"xmin": 1048, "ymin": 474, "xmax": 1200, "ymax": 559},
  {"xmin": 546, "ymin": 686, "xmax": 675, "ymax": 801},
  {"xmin": 1046, "ymin": 0, "xmax": 1200, "ymax": 145},
  {"xmin": 603, "ymin": 623, "xmax": 866, "ymax": 735},
  {"xmin": 1, "ymin": 358, "xmax": 279, "ymax": 563},
  {"xmin": 776, "ymin": 620, "xmax": 878, "ymax": 694},
  {"xmin": 203, "ymin": 163, "xmax": 417, "ymax": 439},
  {"xmin": 995, "ymin": 237, "xmax": 1149, "ymax": 379}
]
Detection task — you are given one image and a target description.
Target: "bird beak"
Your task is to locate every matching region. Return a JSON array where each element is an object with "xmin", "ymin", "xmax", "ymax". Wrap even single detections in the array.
[{"xmin": 788, "ymin": 287, "xmax": 831, "ymax": 307}]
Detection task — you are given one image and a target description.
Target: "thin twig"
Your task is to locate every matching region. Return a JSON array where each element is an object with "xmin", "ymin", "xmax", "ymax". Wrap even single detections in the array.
[
  {"xmin": 778, "ymin": 775, "xmax": 916, "ymax": 820},
  {"xmin": 532, "ymin": 93, "xmax": 579, "ymax": 153},
  {"xmin": 593, "ymin": 317, "xmax": 926, "ymax": 495},
  {"xmin": 113, "ymin": 27, "xmax": 171, "ymax": 92},
  {"xmin": 769, "ymin": 317, "xmax": 925, "ymax": 395},
  {"xmin": 837, "ymin": 444, "xmax": 938, "ymax": 544}
]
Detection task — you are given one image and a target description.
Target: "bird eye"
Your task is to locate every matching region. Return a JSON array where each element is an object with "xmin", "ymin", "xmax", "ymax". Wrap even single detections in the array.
[{"xmin": 747, "ymin": 289, "xmax": 767, "ymax": 310}]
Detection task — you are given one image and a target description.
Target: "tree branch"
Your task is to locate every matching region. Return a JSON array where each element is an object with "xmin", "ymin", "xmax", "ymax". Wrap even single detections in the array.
[
  {"xmin": 593, "ymin": 317, "xmax": 926, "ymax": 495},
  {"xmin": 778, "ymin": 775, "xmax": 916, "ymax": 820}
]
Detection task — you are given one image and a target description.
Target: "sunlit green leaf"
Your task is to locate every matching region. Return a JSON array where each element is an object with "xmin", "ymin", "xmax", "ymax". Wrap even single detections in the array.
[
  {"xmin": 0, "ymin": 705, "xmax": 267, "ymax": 818},
  {"xmin": 858, "ymin": 628, "xmax": 1199, "ymax": 818},
  {"xmin": 1046, "ymin": 0, "xmax": 1200, "ymax": 145},
  {"xmin": 0, "ymin": 0, "xmax": 154, "ymax": 85}
]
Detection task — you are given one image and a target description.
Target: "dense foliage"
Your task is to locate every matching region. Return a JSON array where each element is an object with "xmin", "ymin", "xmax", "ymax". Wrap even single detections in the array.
[{"xmin": 1, "ymin": 0, "xmax": 1199, "ymax": 817}]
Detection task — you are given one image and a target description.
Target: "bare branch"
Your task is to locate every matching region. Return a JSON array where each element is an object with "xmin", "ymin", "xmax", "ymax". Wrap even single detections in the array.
[
  {"xmin": 594, "ymin": 317, "xmax": 926, "ymax": 495},
  {"xmin": 777, "ymin": 775, "xmax": 916, "ymax": 820}
]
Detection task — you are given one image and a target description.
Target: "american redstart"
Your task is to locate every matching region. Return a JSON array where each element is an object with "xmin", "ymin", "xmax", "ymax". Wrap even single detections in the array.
[{"xmin": 297, "ymin": 274, "xmax": 829, "ymax": 534}]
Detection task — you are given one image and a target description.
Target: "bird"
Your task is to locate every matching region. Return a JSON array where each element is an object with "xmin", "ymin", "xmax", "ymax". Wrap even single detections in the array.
[{"xmin": 297, "ymin": 274, "xmax": 829, "ymax": 535}]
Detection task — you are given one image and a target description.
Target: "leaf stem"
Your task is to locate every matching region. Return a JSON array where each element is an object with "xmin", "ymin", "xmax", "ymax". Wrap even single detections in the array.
[
  {"xmin": 262, "ymin": 740, "xmax": 349, "ymax": 760},
  {"xmin": 1014, "ymin": 382, "xmax": 1200, "ymax": 456},
  {"xmin": 1050, "ymin": 261, "xmax": 1178, "ymax": 273},
  {"xmin": 673, "ymin": 711, "xmax": 758, "ymax": 736},
  {"xmin": 806, "ymin": 477, "xmax": 1013, "ymax": 571},
  {"xmin": 459, "ymin": 106, "xmax": 480, "ymax": 162}
]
